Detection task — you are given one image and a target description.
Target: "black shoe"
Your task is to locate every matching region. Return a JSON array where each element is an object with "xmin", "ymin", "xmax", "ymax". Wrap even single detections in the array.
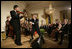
[
  {"xmin": 15, "ymin": 41, "xmax": 22, "ymax": 46},
  {"xmin": 18, "ymin": 43, "xmax": 22, "ymax": 45},
  {"xmin": 15, "ymin": 42, "xmax": 22, "ymax": 46}
]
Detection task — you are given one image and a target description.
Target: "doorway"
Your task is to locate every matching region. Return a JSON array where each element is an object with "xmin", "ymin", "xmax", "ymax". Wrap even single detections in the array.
[{"xmin": 46, "ymin": 14, "xmax": 52, "ymax": 25}]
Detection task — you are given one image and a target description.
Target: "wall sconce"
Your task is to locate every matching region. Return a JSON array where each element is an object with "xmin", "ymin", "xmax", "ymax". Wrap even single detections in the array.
[{"xmin": 69, "ymin": 7, "xmax": 71, "ymax": 10}]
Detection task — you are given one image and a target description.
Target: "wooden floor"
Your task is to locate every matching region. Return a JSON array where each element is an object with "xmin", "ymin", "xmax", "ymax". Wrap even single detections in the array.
[{"xmin": 1, "ymin": 34, "xmax": 68, "ymax": 48}]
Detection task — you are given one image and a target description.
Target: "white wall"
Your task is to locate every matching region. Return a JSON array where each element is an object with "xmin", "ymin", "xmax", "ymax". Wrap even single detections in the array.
[{"xmin": 1, "ymin": 1, "xmax": 26, "ymax": 32}]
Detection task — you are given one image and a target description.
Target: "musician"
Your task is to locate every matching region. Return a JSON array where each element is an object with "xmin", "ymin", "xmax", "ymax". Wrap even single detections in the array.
[
  {"xmin": 29, "ymin": 14, "xmax": 41, "ymax": 42},
  {"xmin": 5, "ymin": 16, "xmax": 10, "ymax": 38},
  {"xmin": 10, "ymin": 5, "xmax": 24, "ymax": 45}
]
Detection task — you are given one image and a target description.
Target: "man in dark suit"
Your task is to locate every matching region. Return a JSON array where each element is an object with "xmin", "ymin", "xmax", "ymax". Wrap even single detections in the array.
[
  {"xmin": 29, "ymin": 14, "xmax": 41, "ymax": 42},
  {"xmin": 54, "ymin": 19, "xmax": 59, "ymax": 41},
  {"xmin": 10, "ymin": 5, "xmax": 24, "ymax": 45},
  {"xmin": 59, "ymin": 19, "xmax": 68, "ymax": 45}
]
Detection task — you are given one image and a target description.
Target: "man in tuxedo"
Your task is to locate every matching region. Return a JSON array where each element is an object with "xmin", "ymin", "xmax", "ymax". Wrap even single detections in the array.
[
  {"xmin": 29, "ymin": 14, "xmax": 41, "ymax": 42},
  {"xmin": 10, "ymin": 5, "xmax": 23, "ymax": 45}
]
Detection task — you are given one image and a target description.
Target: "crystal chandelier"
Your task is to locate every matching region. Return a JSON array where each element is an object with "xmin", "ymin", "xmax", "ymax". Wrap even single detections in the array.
[{"xmin": 46, "ymin": 3, "xmax": 55, "ymax": 14}]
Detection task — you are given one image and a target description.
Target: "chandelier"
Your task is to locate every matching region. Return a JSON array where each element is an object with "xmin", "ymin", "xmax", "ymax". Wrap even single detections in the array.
[{"xmin": 45, "ymin": 3, "xmax": 55, "ymax": 14}]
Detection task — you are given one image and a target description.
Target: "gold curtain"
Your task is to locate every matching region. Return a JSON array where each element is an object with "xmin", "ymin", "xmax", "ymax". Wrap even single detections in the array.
[
  {"xmin": 50, "ymin": 14, "xmax": 53, "ymax": 24},
  {"xmin": 45, "ymin": 14, "xmax": 53, "ymax": 25},
  {"xmin": 46, "ymin": 17, "xmax": 48, "ymax": 25}
]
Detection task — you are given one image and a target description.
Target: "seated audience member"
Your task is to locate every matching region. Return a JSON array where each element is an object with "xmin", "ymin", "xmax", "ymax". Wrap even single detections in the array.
[
  {"xmin": 55, "ymin": 21, "xmax": 62, "ymax": 41},
  {"xmin": 24, "ymin": 20, "xmax": 30, "ymax": 36},
  {"xmin": 47, "ymin": 24, "xmax": 52, "ymax": 37},
  {"xmin": 68, "ymin": 20, "xmax": 72, "ymax": 48},
  {"xmin": 53, "ymin": 19, "xmax": 59, "ymax": 41},
  {"xmin": 20, "ymin": 20, "xmax": 25, "ymax": 33},
  {"xmin": 59, "ymin": 19, "xmax": 68, "ymax": 45},
  {"xmin": 5, "ymin": 16, "xmax": 10, "ymax": 38},
  {"xmin": 52, "ymin": 23, "xmax": 56, "ymax": 30}
]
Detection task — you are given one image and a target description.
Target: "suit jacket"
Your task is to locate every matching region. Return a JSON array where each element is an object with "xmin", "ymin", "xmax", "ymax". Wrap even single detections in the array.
[
  {"xmin": 68, "ymin": 24, "xmax": 71, "ymax": 38},
  {"xmin": 55, "ymin": 23, "xmax": 59, "ymax": 29},
  {"xmin": 60, "ymin": 24, "xmax": 68, "ymax": 34},
  {"xmin": 30, "ymin": 18, "xmax": 39, "ymax": 27},
  {"xmin": 10, "ymin": 10, "xmax": 23, "ymax": 26}
]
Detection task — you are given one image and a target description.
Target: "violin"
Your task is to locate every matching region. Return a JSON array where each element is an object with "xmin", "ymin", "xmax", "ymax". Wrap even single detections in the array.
[{"xmin": 16, "ymin": 11, "xmax": 24, "ymax": 14}]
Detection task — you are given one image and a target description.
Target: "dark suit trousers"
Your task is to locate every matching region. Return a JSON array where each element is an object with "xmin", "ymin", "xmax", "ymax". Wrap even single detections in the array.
[
  {"xmin": 12, "ymin": 21, "xmax": 21, "ymax": 43},
  {"xmin": 31, "ymin": 26, "xmax": 41, "ymax": 39},
  {"xmin": 60, "ymin": 32, "xmax": 64, "ymax": 43},
  {"xmin": 55, "ymin": 31, "xmax": 59, "ymax": 40}
]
